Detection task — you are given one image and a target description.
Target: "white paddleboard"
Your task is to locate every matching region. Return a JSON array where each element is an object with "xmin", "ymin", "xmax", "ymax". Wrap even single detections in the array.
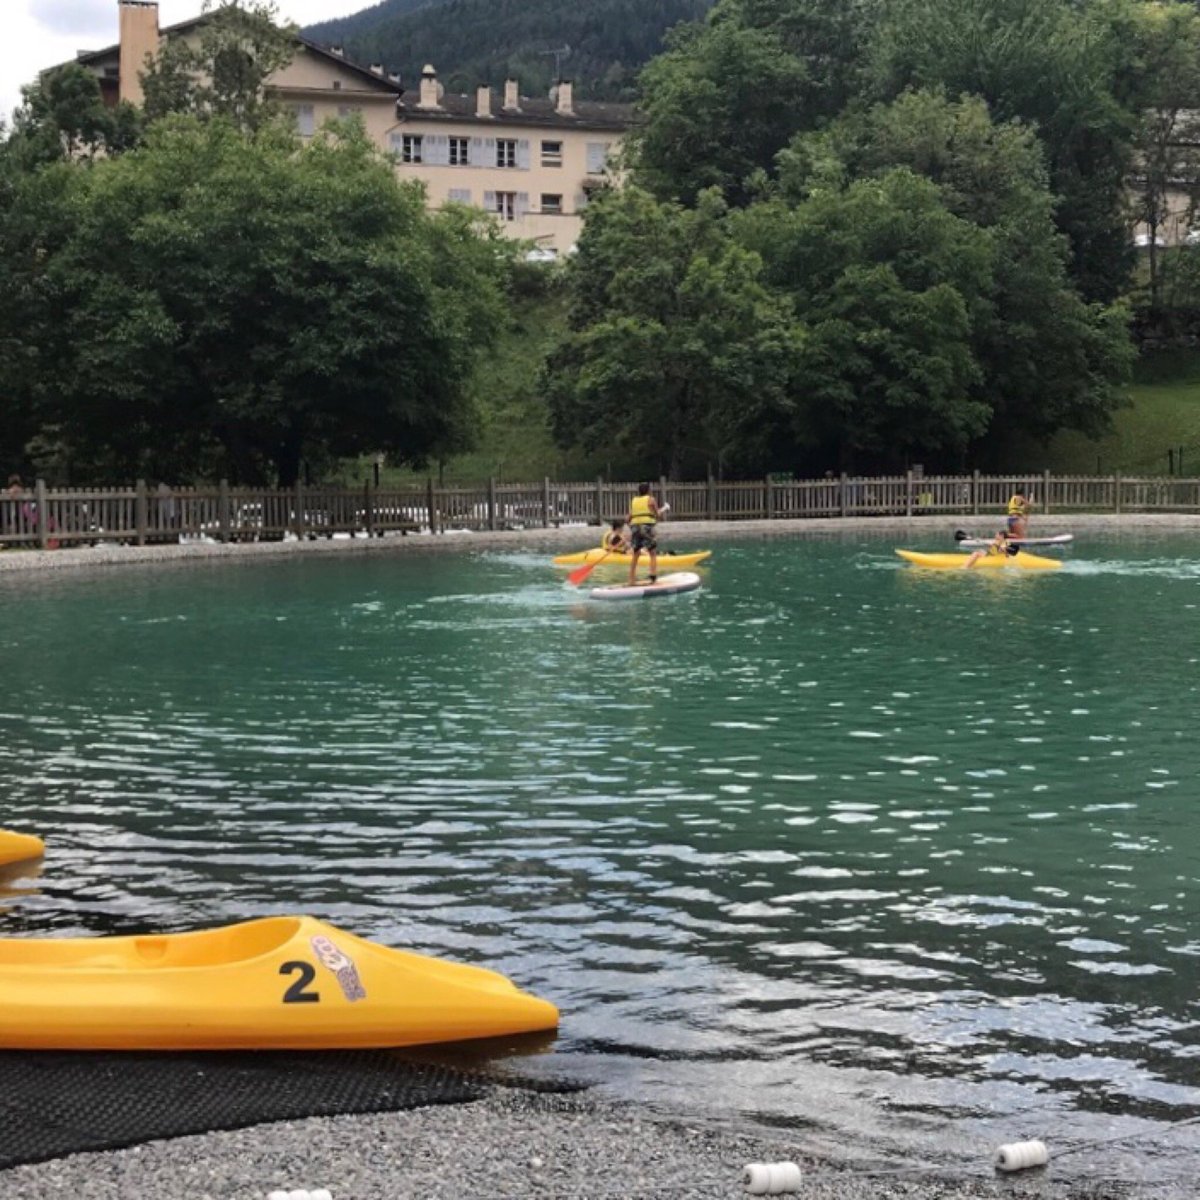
[
  {"xmin": 589, "ymin": 571, "xmax": 702, "ymax": 601},
  {"xmin": 956, "ymin": 533, "xmax": 1074, "ymax": 548}
]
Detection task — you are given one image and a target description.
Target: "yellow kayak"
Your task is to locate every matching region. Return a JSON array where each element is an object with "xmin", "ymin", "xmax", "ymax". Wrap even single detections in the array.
[
  {"xmin": 553, "ymin": 549, "xmax": 712, "ymax": 568},
  {"xmin": 0, "ymin": 915, "xmax": 558, "ymax": 1051},
  {"xmin": 896, "ymin": 549, "xmax": 1062, "ymax": 571},
  {"xmin": 0, "ymin": 829, "xmax": 44, "ymax": 867}
]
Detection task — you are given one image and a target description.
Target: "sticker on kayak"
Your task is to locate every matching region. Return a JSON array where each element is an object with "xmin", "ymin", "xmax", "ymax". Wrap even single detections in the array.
[{"xmin": 311, "ymin": 935, "xmax": 367, "ymax": 1002}]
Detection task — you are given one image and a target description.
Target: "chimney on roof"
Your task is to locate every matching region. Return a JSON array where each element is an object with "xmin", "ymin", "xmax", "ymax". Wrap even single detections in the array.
[
  {"xmin": 555, "ymin": 79, "xmax": 574, "ymax": 116},
  {"xmin": 476, "ymin": 83, "xmax": 493, "ymax": 119},
  {"xmin": 418, "ymin": 63, "xmax": 442, "ymax": 110},
  {"xmin": 503, "ymin": 78, "xmax": 520, "ymax": 111},
  {"xmin": 118, "ymin": 0, "xmax": 160, "ymax": 108},
  {"xmin": 388, "ymin": 71, "xmax": 401, "ymax": 85}
]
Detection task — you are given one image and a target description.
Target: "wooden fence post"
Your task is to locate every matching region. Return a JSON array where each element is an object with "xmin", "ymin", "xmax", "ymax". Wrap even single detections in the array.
[
  {"xmin": 293, "ymin": 481, "xmax": 305, "ymax": 539},
  {"xmin": 972, "ymin": 469, "xmax": 980, "ymax": 516},
  {"xmin": 659, "ymin": 475, "xmax": 668, "ymax": 518},
  {"xmin": 1042, "ymin": 469, "xmax": 1052, "ymax": 517},
  {"xmin": 905, "ymin": 469, "xmax": 913, "ymax": 518},
  {"xmin": 487, "ymin": 476, "xmax": 497, "ymax": 531},
  {"xmin": 595, "ymin": 476, "xmax": 604, "ymax": 524},
  {"xmin": 765, "ymin": 476, "xmax": 775, "ymax": 519},
  {"xmin": 135, "ymin": 478, "xmax": 147, "ymax": 546},
  {"xmin": 706, "ymin": 471, "xmax": 716, "ymax": 520},
  {"xmin": 839, "ymin": 473, "xmax": 848, "ymax": 518},
  {"xmin": 1114, "ymin": 473, "xmax": 1122, "ymax": 514},
  {"xmin": 219, "ymin": 480, "xmax": 231, "ymax": 543},
  {"xmin": 542, "ymin": 477, "xmax": 551, "ymax": 528},
  {"xmin": 35, "ymin": 479, "xmax": 49, "ymax": 550},
  {"xmin": 364, "ymin": 480, "xmax": 376, "ymax": 538},
  {"xmin": 426, "ymin": 477, "xmax": 438, "ymax": 534}
]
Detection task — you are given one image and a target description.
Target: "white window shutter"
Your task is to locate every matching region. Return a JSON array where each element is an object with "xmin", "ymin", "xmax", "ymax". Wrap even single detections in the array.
[
  {"xmin": 516, "ymin": 139, "xmax": 530, "ymax": 169},
  {"xmin": 483, "ymin": 137, "xmax": 496, "ymax": 161},
  {"xmin": 586, "ymin": 142, "xmax": 606, "ymax": 173},
  {"xmin": 484, "ymin": 190, "xmax": 496, "ymax": 212},
  {"xmin": 516, "ymin": 192, "xmax": 529, "ymax": 217},
  {"xmin": 389, "ymin": 132, "xmax": 403, "ymax": 153},
  {"xmin": 448, "ymin": 188, "xmax": 472, "ymax": 203},
  {"xmin": 470, "ymin": 136, "xmax": 484, "ymax": 166},
  {"xmin": 575, "ymin": 191, "xmax": 588, "ymax": 211}
]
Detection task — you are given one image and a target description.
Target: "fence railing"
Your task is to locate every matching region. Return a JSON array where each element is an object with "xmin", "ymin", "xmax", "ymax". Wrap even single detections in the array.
[{"xmin": 2, "ymin": 472, "xmax": 1198, "ymax": 548}]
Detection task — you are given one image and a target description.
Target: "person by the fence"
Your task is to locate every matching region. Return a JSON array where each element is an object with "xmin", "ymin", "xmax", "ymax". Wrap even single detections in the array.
[
  {"xmin": 1007, "ymin": 490, "xmax": 1030, "ymax": 538},
  {"xmin": 627, "ymin": 482, "xmax": 660, "ymax": 584}
]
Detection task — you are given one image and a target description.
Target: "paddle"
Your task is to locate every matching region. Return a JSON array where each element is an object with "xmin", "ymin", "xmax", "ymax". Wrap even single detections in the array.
[{"xmin": 567, "ymin": 550, "xmax": 612, "ymax": 587}]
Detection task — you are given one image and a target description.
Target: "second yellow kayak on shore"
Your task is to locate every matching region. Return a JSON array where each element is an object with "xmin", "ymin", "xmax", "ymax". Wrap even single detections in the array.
[
  {"xmin": 553, "ymin": 549, "xmax": 712, "ymax": 568},
  {"xmin": 0, "ymin": 915, "xmax": 559, "ymax": 1051},
  {"xmin": 896, "ymin": 549, "xmax": 1062, "ymax": 571},
  {"xmin": 0, "ymin": 829, "xmax": 44, "ymax": 867}
]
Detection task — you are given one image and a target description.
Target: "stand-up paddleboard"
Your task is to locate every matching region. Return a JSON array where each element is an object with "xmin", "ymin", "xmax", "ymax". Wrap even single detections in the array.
[
  {"xmin": 897, "ymin": 549, "xmax": 1061, "ymax": 571},
  {"xmin": 589, "ymin": 571, "xmax": 702, "ymax": 600},
  {"xmin": 955, "ymin": 532, "xmax": 1074, "ymax": 549}
]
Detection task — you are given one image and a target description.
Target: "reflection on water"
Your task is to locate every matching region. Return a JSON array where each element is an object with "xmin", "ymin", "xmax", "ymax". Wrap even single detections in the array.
[{"xmin": 2, "ymin": 534, "xmax": 1200, "ymax": 1181}]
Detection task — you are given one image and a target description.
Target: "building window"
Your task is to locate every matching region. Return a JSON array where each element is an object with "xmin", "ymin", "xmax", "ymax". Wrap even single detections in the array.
[
  {"xmin": 292, "ymin": 105, "xmax": 315, "ymax": 137},
  {"xmin": 496, "ymin": 139, "xmax": 517, "ymax": 168},
  {"xmin": 448, "ymin": 188, "xmax": 472, "ymax": 204},
  {"xmin": 541, "ymin": 140, "xmax": 562, "ymax": 167},
  {"xmin": 449, "ymin": 136, "xmax": 470, "ymax": 166},
  {"xmin": 338, "ymin": 105, "xmax": 363, "ymax": 119},
  {"xmin": 332, "ymin": 80, "xmax": 342, "ymax": 90},
  {"xmin": 494, "ymin": 191, "xmax": 517, "ymax": 220},
  {"xmin": 586, "ymin": 141, "xmax": 610, "ymax": 174},
  {"xmin": 541, "ymin": 194, "xmax": 563, "ymax": 214},
  {"xmin": 401, "ymin": 134, "xmax": 423, "ymax": 163}
]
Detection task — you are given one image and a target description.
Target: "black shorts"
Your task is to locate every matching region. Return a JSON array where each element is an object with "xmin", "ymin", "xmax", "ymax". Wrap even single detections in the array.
[{"xmin": 630, "ymin": 524, "xmax": 657, "ymax": 552}]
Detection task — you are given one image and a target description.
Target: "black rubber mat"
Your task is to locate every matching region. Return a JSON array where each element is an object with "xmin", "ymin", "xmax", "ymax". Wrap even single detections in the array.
[{"xmin": 0, "ymin": 1042, "xmax": 582, "ymax": 1169}]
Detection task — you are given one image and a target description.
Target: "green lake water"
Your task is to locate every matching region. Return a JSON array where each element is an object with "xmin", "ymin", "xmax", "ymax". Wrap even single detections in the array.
[{"xmin": 2, "ymin": 532, "xmax": 1200, "ymax": 1181}]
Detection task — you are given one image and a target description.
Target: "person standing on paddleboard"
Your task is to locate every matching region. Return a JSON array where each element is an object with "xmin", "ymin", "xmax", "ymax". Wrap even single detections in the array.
[
  {"xmin": 1006, "ymin": 490, "xmax": 1031, "ymax": 540},
  {"xmin": 627, "ymin": 482, "xmax": 661, "ymax": 584}
]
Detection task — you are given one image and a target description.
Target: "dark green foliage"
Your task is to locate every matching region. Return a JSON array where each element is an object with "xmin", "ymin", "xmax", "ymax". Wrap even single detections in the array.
[
  {"xmin": 0, "ymin": 118, "xmax": 512, "ymax": 485},
  {"xmin": 304, "ymin": 0, "xmax": 713, "ymax": 101},
  {"xmin": 541, "ymin": 188, "xmax": 800, "ymax": 478}
]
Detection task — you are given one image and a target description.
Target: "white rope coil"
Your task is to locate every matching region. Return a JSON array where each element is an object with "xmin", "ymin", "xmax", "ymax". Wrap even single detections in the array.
[
  {"xmin": 994, "ymin": 1140, "xmax": 1049, "ymax": 1172},
  {"xmin": 743, "ymin": 1161, "xmax": 803, "ymax": 1194}
]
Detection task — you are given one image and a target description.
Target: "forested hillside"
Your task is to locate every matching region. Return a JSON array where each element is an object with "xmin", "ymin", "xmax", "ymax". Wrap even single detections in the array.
[{"xmin": 304, "ymin": 0, "xmax": 714, "ymax": 100}]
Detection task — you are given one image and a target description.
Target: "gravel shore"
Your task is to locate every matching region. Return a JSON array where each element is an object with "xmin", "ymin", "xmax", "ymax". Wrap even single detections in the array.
[
  {"xmin": 1, "ymin": 1089, "xmax": 1188, "ymax": 1200},
  {"xmin": 1, "ymin": 512, "xmax": 1198, "ymax": 575}
]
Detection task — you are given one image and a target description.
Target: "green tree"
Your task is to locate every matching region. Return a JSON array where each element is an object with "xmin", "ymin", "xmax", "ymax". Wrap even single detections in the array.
[
  {"xmin": 1125, "ymin": 2, "xmax": 1200, "ymax": 307},
  {"xmin": 6, "ymin": 64, "xmax": 141, "ymax": 167},
  {"xmin": 2, "ymin": 117, "xmax": 511, "ymax": 485},
  {"xmin": 633, "ymin": 0, "xmax": 876, "ymax": 205},
  {"xmin": 142, "ymin": 0, "xmax": 298, "ymax": 132},
  {"xmin": 867, "ymin": 0, "xmax": 1140, "ymax": 303},
  {"xmin": 735, "ymin": 170, "xmax": 990, "ymax": 468},
  {"xmin": 777, "ymin": 90, "xmax": 1134, "ymax": 450},
  {"xmin": 541, "ymin": 188, "xmax": 799, "ymax": 477}
]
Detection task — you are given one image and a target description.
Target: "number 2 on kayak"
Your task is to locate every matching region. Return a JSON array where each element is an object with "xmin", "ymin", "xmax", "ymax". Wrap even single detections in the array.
[{"xmin": 279, "ymin": 960, "xmax": 321, "ymax": 1003}]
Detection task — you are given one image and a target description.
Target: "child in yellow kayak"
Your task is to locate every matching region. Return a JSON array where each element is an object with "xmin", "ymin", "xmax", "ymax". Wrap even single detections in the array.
[
  {"xmin": 965, "ymin": 529, "xmax": 1019, "ymax": 568},
  {"xmin": 600, "ymin": 520, "xmax": 630, "ymax": 554}
]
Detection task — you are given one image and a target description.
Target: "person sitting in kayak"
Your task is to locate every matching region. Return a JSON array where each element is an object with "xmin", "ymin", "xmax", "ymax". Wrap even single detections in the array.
[
  {"xmin": 965, "ymin": 529, "xmax": 1018, "ymax": 568},
  {"xmin": 600, "ymin": 520, "xmax": 630, "ymax": 554},
  {"xmin": 627, "ymin": 482, "xmax": 660, "ymax": 584},
  {"xmin": 1006, "ymin": 490, "xmax": 1030, "ymax": 540}
]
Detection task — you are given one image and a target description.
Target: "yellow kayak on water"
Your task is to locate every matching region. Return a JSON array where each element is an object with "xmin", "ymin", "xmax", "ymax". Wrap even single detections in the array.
[
  {"xmin": 553, "ymin": 549, "xmax": 712, "ymax": 568},
  {"xmin": 0, "ymin": 915, "xmax": 558, "ymax": 1051},
  {"xmin": 896, "ymin": 549, "xmax": 1062, "ymax": 571},
  {"xmin": 0, "ymin": 829, "xmax": 44, "ymax": 867}
]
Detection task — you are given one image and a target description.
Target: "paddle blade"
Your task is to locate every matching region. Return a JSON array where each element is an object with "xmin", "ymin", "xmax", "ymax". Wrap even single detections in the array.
[{"xmin": 567, "ymin": 560, "xmax": 600, "ymax": 586}]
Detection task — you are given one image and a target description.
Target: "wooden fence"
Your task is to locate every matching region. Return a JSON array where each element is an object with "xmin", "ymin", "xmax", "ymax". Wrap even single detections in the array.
[{"xmin": 2, "ymin": 472, "xmax": 1198, "ymax": 549}]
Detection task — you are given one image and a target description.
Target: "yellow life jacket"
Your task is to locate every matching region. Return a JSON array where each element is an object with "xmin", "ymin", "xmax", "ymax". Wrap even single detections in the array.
[
  {"xmin": 601, "ymin": 529, "xmax": 623, "ymax": 550},
  {"xmin": 1007, "ymin": 495, "xmax": 1027, "ymax": 516},
  {"xmin": 629, "ymin": 495, "xmax": 656, "ymax": 526}
]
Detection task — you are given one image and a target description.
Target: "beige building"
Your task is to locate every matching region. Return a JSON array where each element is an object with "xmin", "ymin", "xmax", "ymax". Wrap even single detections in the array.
[{"xmin": 64, "ymin": 0, "xmax": 633, "ymax": 256}]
